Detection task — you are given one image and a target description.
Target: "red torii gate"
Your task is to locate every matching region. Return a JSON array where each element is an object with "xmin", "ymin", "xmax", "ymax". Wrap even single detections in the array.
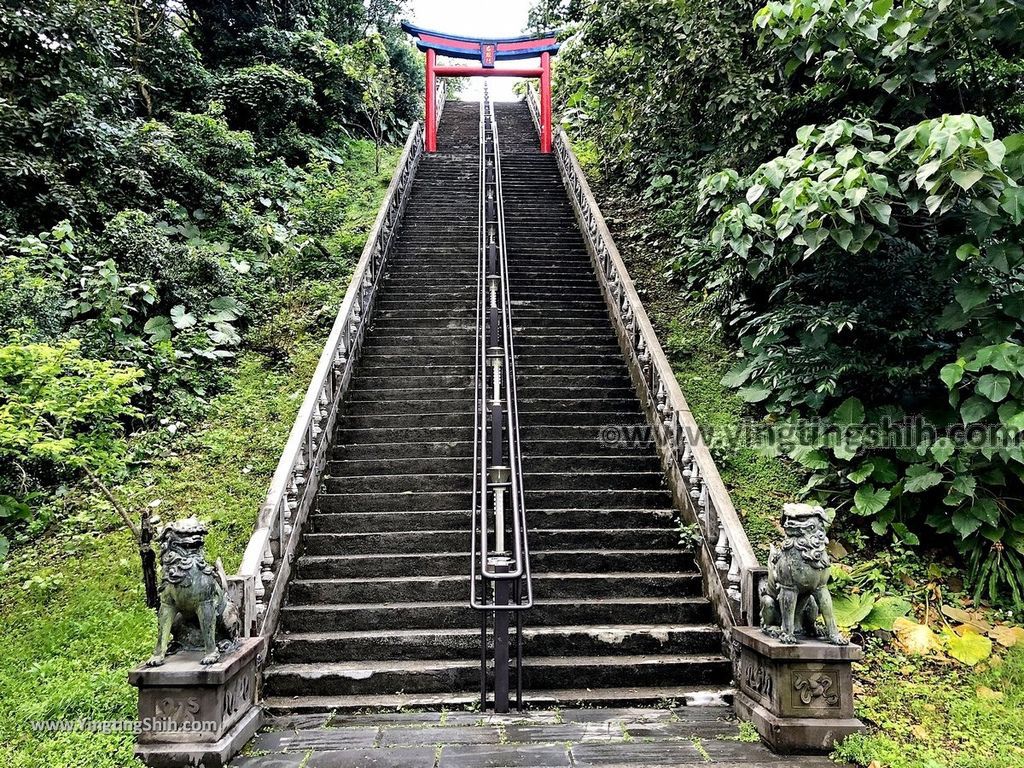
[{"xmin": 401, "ymin": 21, "xmax": 559, "ymax": 154}]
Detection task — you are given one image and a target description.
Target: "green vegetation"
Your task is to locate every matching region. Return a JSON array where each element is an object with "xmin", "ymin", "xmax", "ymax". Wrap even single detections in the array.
[
  {"xmin": 541, "ymin": 0, "xmax": 1024, "ymax": 609},
  {"xmin": 0, "ymin": 0, "xmax": 419, "ymax": 556},
  {"xmin": 0, "ymin": 1, "xmax": 409, "ymax": 765},
  {"xmin": 585, "ymin": 186, "xmax": 801, "ymax": 556},
  {"xmin": 836, "ymin": 641, "xmax": 1024, "ymax": 768},
  {"xmin": 0, "ymin": 141, "xmax": 399, "ymax": 767},
  {"xmin": 536, "ymin": 0, "xmax": 1024, "ymax": 762}
]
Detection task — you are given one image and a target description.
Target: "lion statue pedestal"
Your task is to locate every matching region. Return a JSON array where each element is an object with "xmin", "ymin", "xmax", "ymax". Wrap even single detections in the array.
[
  {"xmin": 129, "ymin": 517, "xmax": 263, "ymax": 767},
  {"xmin": 732, "ymin": 504, "xmax": 865, "ymax": 753}
]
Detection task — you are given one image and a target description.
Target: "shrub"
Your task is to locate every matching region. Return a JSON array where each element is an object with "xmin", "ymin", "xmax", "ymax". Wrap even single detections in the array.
[
  {"xmin": 216, "ymin": 64, "xmax": 318, "ymax": 141},
  {"xmin": 0, "ymin": 339, "xmax": 142, "ymax": 555}
]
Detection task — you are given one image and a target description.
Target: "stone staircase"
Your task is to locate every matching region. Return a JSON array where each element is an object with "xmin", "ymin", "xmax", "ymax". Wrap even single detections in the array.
[{"xmin": 261, "ymin": 100, "xmax": 734, "ymax": 713}]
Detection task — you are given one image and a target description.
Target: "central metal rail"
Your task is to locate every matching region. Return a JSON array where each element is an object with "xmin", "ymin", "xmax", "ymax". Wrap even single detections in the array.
[{"xmin": 469, "ymin": 87, "xmax": 532, "ymax": 713}]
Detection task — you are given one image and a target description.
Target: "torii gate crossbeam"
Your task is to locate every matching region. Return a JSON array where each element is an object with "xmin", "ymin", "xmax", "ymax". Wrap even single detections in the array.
[{"xmin": 401, "ymin": 21, "xmax": 559, "ymax": 153}]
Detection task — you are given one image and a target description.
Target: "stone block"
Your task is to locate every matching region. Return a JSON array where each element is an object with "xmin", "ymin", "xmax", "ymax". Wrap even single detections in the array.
[
  {"xmin": 731, "ymin": 626, "xmax": 866, "ymax": 754},
  {"xmin": 129, "ymin": 637, "xmax": 264, "ymax": 766}
]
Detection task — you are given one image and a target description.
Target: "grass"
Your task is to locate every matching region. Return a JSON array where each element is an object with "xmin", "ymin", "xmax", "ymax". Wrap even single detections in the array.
[
  {"xmin": 835, "ymin": 640, "xmax": 1024, "ymax": 768},
  {"xmin": 0, "ymin": 139, "xmax": 399, "ymax": 768}
]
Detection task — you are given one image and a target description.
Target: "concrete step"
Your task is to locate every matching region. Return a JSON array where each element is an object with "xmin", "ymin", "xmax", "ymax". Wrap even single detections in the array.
[
  {"xmin": 285, "ymin": 572, "xmax": 702, "ymax": 605},
  {"xmin": 326, "ymin": 454, "xmax": 659, "ymax": 477},
  {"xmin": 345, "ymin": 385, "xmax": 474, "ymax": 403},
  {"xmin": 263, "ymin": 685, "xmax": 733, "ymax": 714},
  {"xmin": 341, "ymin": 398, "xmax": 473, "ymax": 416},
  {"xmin": 279, "ymin": 597, "xmax": 712, "ymax": 633},
  {"xmin": 339, "ymin": 411, "xmax": 473, "ymax": 430},
  {"xmin": 522, "ymin": 471, "xmax": 666, "ymax": 491},
  {"xmin": 295, "ymin": 549, "xmax": 696, "ymax": 579},
  {"xmin": 349, "ymin": 374, "xmax": 473, "ymax": 390},
  {"xmin": 272, "ymin": 624, "xmax": 722, "ymax": 663},
  {"xmin": 334, "ymin": 425, "xmax": 474, "ymax": 444},
  {"xmin": 323, "ymin": 472, "xmax": 471, "ymax": 494},
  {"xmin": 510, "ymin": 410, "xmax": 644, "ymax": 427},
  {"xmin": 517, "ymin": 438, "xmax": 657, "ymax": 456},
  {"xmin": 315, "ymin": 489, "xmax": 675, "ymax": 514},
  {"xmin": 330, "ymin": 441, "xmax": 474, "ymax": 461},
  {"xmin": 300, "ymin": 527, "xmax": 679, "ymax": 553},
  {"xmin": 358, "ymin": 343, "xmax": 475, "ymax": 356},
  {"xmin": 263, "ymin": 654, "xmax": 731, "ymax": 697},
  {"xmin": 309, "ymin": 508, "xmax": 676, "ymax": 534}
]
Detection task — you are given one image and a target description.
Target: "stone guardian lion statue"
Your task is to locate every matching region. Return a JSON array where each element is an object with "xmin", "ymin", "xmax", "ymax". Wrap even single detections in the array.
[
  {"xmin": 760, "ymin": 503, "xmax": 847, "ymax": 645},
  {"xmin": 146, "ymin": 517, "xmax": 240, "ymax": 666}
]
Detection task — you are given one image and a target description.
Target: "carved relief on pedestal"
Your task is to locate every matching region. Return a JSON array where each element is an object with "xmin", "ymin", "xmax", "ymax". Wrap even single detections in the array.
[
  {"xmin": 741, "ymin": 655, "xmax": 773, "ymax": 701},
  {"xmin": 222, "ymin": 668, "xmax": 253, "ymax": 720},
  {"xmin": 792, "ymin": 671, "xmax": 840, "ymax": 707},
  {"xmin": 154, "ymin": 695, "xmax": 201, "ymax": 724}
]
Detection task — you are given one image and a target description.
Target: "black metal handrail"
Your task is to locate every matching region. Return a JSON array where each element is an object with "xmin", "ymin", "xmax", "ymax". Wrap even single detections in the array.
[{"xmin": 469, "ymin": 86, "xmax": 532, "ymax": 713}]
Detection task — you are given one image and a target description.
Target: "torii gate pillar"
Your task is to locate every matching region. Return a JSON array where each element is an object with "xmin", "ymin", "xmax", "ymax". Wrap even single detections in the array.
[
  {"xmin": 425, "ymin": 48, "xmax": 438, "ymax": 153},
  {"xmin": 403, "ymin": 22, "xmax": 560, "ymax": 154}
]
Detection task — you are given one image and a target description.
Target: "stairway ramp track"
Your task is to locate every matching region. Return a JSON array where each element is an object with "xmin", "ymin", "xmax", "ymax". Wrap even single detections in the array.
[{"xmin": 247, "ymin": 99, "xmax": 747, "ymax": 714}]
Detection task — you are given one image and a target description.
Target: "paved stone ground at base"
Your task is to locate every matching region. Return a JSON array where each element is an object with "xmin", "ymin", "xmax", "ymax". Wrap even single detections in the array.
[{"xmin": 230, "ymin": 707, "xmax": 841, "ymax": 768}]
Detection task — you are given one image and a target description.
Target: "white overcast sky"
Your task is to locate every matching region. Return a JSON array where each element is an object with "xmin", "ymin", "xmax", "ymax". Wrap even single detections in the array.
[{"xmin": 405, "ymin": 0, "xmax": 537, "ymax": 100}]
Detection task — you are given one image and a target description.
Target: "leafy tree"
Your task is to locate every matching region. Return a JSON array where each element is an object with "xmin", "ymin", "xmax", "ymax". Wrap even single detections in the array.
[
  {"xmin": 0, "ymin": 0, "xmax": 419, "ymax": 563},
  {"xmin": 546, "ymin": 0, "xmax": 1024, "ymax": 606},
  {"xmin": 0, "ymin": 339, "xmax": 143, "ymax": 554},
  {"xmin": 527, "ymin": 0, "xmax": 584, "ymax": 33},
  {"xmin": 344, "ymin": 35, "xmax": 399, "ymax": 173}
]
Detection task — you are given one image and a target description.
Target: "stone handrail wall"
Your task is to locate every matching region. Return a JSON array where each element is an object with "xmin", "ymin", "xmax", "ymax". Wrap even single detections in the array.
[
  {"xmin": 236, "ymin": 122, "xmax": 424, "ymax": 643},
  {"xmin": 434, "ymin": 78, "xmax": 447, "ymax": 132},
  {"xmin": 525, "ymin": 88, "xmax": 761, "ymax": 634}
]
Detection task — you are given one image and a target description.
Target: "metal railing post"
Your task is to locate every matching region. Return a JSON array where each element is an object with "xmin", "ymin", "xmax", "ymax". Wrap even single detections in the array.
[
  {"xmin": 491, "ymin": 557, "xmax": 512, "ymax": 713},
  {"xmin": 469, "ymin": 86, "xmax": 533, "ymax": 712}
]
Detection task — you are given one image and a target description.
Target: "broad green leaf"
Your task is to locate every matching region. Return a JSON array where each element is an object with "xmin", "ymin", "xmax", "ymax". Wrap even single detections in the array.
[
  {"xmin": 208, "ymin": 296, "xmax": 245, "ymax": 320},
  {"xmin": 854, "ymin": 485, "xmax": 890, "ymax": 515},
  {"xmin": 950, "ymin": 168, "xmax": 984, "ymax": 191},
  {"xmin": 832, "ymin": 593, "xmax": 876, "ymax": 628},
  {"xmin": 832, "ymin": 396, "xmax": 865, "ymax": 426},
  {"xmin": 892, "ymin": 522, "xmax": 920, "ymax": 546},
  {"xmin": 939, "ymin": 362, "xmax": 965, "ymax": 389},
  {"xmin": 956, "ymin": 243, "xmax": 980, "ymax": 261},
  {"xmin": 721, "ymin": 363, "xmax": 751, "ymax": 388},
  {"xmin": 143, "ymin": 316, "xmax": 172, "ymax": 342},
  {"xmin": 170, "ymin": 305, "xmax": 197, "ymax": 330},
  {"xmin": 999, "ymin": 402, "xmax": 1023, "ymax": 428},
  {"xmin": 960, "ymin": 395, "xmax": 993, "ymax": 424},
  {"xmin": 861, "ymin": 596, "xmax": 912, "ymax": 631},
  {"xmin": 977, "ymin": 373, "xmax": 1011, "ymax": 402},
  {"xmin": 1001, "ymin": 186, "xmax": 1024, "ymax": 224},
  {"xmin": 930, "ymin": 438, "xmax": 956, "ymax": 465},
  {"xmin": 905, "ymin": 464, "xmax": 943, "ymax": 493},
  {"xmin": 836, "ymin": 145, "xmax": 857, "ymax": 168},
  {"xmin": 952, "ymin": 511, "xmax": 983, "ymax": 537},
  {"xmin": 847, "ymin": 461, "xmax": 875, "ymax": 484},
  {"xmin": 792, "ymin": 448, "xmax": 831, "ymax": 470},
  {"xmin": 955, "ymin": 284, "xmax": 990, "ymax": 313},
  {"xmin": 871, "ymin": 457, "xmax": 899, "ymax": 483},
  {"xmin": 983, "ymin": 140, "xmax": 1006, "ymax": 167},
  {"xmin": 972, "ymin": 498, "xmax": 1000, "ymax": 527},
  {"xmin": 952, "ymin": 475, "xmax": 977, "ymax": 498},
  {"xmin": 738, "ymin": 385, "xmax": 771, "ymax": 403},
  {"xmin": 944, "ymin": 628, "xmax": 993, "ymax": 666}
]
